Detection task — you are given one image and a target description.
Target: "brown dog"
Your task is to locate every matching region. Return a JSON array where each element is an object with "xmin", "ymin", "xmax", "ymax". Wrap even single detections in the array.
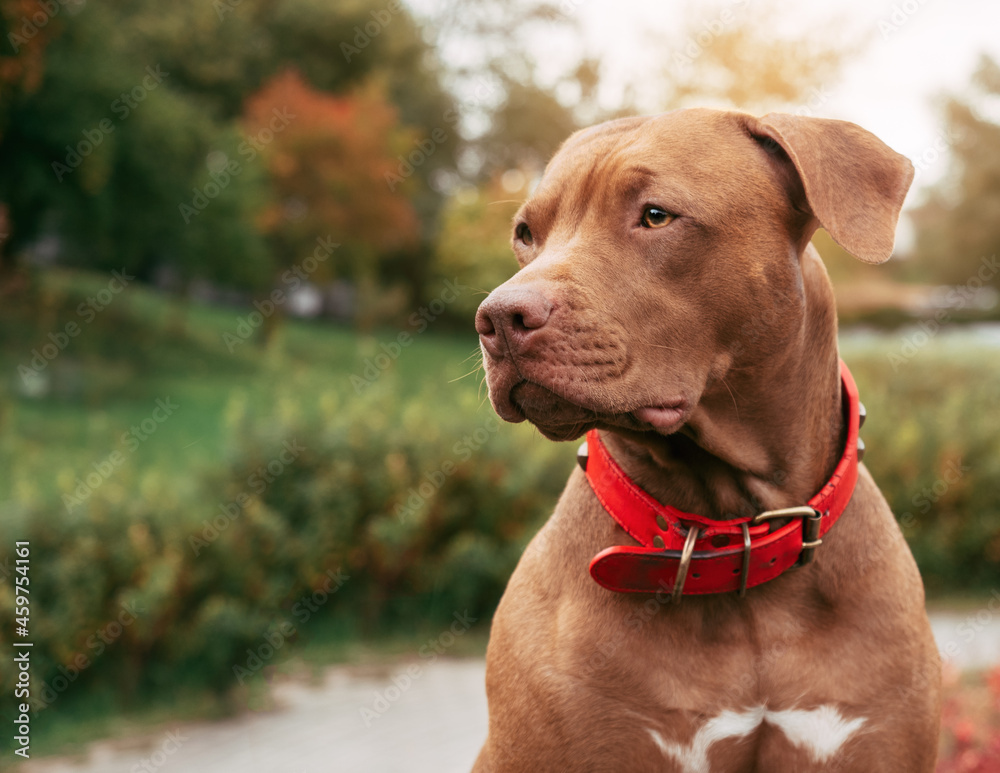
[{"xmin": 472, "ymin": 109, "xmax": 941, "ymax": 772}]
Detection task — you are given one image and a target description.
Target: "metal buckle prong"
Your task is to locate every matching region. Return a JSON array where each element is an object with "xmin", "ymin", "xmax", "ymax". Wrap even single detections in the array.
[
  {"xmin": 751, "ymin": 505, "xmax": 820, "ymax": 525},
  {"xmin": 738, "ymin": 522, "xmax": 751, "ymax": 598},
  {"xmin": 672, "ymin": 525, "xmax": 700, "ymax": 604}
]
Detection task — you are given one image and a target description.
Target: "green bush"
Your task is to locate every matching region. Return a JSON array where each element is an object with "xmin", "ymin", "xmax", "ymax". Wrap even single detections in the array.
[
  {"xmin": 194, "ymin": 386, "xmax": 571, "ymax": 631},
  {"xmin": 0, "ymin": 386, "xmax": 570, "ymax": 729},
  {"xmin": 843, "ymin": 340, "xmax": 1000, "ymax": 595}
]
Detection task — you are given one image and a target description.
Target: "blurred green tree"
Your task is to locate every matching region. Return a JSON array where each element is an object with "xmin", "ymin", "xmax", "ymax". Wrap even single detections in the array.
[
  {"xmin": 0, "ymin": 2, "xmax": 272, "ymax": 289},
  {"xmin": 414, "ymin": 0, "xmax": 589, "ymax": 177},
  {"xmin": 0, "ymin": 0, "xmax": 70, "ymax": 272},
  {"xmin": 909, "ymin": 55, "xmax": 1000, "ymax": 288},
  {"xmin": 482, "ymin": 78, "xmax": 581, "ymax": 172},
  {"xmin": 0, "ymin": 0, "xmax": 457, "ymax": 308},
  {"xmin": 0, "ymin": 0, "xmax": 60, "ymax": 132},
  {"xmin": 123, "ymin": 0, "xmax": 458, "ymax": 305}
]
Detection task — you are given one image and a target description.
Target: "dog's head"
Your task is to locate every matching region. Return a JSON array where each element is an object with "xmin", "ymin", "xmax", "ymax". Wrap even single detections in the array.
[{"xmin": 476, "ymin": 109, "xmax": 912, "ymax": 441}]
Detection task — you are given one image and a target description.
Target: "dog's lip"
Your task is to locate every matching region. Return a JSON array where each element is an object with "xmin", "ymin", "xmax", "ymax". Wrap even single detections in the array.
[
  {"xmin": 510, "ymin": 379, "xmax": 690, "ymax": 436},
  {"xmin": 632, "ymin": 402, "xmax": 688, "ymax": 432}
]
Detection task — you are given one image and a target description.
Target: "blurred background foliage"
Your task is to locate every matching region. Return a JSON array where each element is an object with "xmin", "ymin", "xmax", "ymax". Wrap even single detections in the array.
[{"xmin": 0, "ymin": 0, "xmax": 998, "ymax": 760}]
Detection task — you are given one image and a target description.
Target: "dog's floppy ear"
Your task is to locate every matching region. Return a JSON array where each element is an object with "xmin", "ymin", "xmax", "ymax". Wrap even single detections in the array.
[{"xmin": 748, "ymin": 113, "xmax": 914, "ymax": 264}]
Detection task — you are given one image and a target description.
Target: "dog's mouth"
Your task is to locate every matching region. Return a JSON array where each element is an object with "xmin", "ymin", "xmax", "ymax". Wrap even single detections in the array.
[
  {"xmin": 632, "ymin": 405, "xmax": 687, "ymax": 431},
  {"xmin": 508, "ymin": 381, "xmax": 689, "ymax": 441}
]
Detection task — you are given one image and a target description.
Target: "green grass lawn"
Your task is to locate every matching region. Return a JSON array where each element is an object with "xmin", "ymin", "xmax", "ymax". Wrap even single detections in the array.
[{"xmin": 0, "ymin": 270, "xmax": 487, "ymax": 516}]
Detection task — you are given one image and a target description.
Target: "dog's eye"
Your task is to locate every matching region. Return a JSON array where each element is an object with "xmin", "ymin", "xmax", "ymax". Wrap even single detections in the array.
[
  {"xmin": 640, "ymin": 207, "xmax": 674, "ymax": 229},
  {"xmin": 515, "ymin": 222, "xmax": 534, "ymax": 245}
]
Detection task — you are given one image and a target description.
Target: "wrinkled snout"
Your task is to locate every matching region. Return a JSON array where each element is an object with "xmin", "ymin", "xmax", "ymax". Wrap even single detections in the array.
[{"xmin": 475, "ymin": 286, "xmax": 554, "ymax": 358}]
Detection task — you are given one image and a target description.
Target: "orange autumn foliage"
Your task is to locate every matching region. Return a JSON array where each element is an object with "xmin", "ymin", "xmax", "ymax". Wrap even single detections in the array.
[
  {"xmin": 1, "ymin": 0, "xmax": 63, "ymax": 116},
  {"xmin": 243, "ymin": 68, "xmax": 420, "ymax": 275}
]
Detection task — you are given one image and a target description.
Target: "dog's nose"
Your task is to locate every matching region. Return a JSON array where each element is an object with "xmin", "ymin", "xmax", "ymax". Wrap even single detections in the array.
[{"xmin": 476, "ymin": 288, "xmax": 553, "ymax": 356}]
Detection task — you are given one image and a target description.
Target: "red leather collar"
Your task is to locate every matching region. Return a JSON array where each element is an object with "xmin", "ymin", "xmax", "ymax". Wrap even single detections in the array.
[{"xmin": 584, "ymin": 361, "xmax": 863, "ymax": 599}]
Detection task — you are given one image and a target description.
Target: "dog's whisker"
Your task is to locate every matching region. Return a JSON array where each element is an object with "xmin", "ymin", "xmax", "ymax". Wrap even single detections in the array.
[
  {"xmin": 720, "ymin": 377, "xmax": 741, "ymax": 423},
  {"xmin": 450, "ymin": 366, "xmax": 483, "ymax": 383},
  {"xmin": 460, "ymin": 347, "xmax": 484, "ymax": 365}
]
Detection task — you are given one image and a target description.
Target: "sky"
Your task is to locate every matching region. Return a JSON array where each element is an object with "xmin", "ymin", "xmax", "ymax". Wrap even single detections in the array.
[{"xmin": 407, "ymin": 0, "xmax": 1000, "ymax": 216}]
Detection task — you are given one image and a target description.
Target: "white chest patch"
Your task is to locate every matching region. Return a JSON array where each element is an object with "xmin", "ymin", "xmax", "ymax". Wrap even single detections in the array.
[
  {"xmin": 646, "ymin": 705, "xmax": 866, "ymax": 773},
  {"xmin": 647, "ymin": 708, "xmax": 765, "ymax": 773}
]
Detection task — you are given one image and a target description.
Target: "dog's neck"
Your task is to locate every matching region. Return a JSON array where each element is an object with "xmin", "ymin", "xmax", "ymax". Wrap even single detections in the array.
[{"xmin": 602, "ymin": 247, "xmax": 845, "ymax": 522}]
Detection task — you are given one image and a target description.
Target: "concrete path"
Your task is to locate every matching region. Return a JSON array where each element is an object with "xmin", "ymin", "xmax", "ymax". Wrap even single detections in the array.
[
  {"xmin": 929, "ymin": 607, "xmax": 1000, "ymax": 672},
  {"xmin": 19, "ymin": 612, "xmax": 1000, "ymax": 773},
  {"xmin": 21, "ymin": 660, "xmax": 488, "ymax": 773}
]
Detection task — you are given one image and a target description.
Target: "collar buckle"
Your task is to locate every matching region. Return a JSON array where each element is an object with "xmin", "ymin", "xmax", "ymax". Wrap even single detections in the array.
[
  {"xmin": 798, "ymin": 509, "xmax": 824, "ymax": 567},
  {"xmin": 750, "ymin": 505, "xmax": 823, "ymax": 570}
]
